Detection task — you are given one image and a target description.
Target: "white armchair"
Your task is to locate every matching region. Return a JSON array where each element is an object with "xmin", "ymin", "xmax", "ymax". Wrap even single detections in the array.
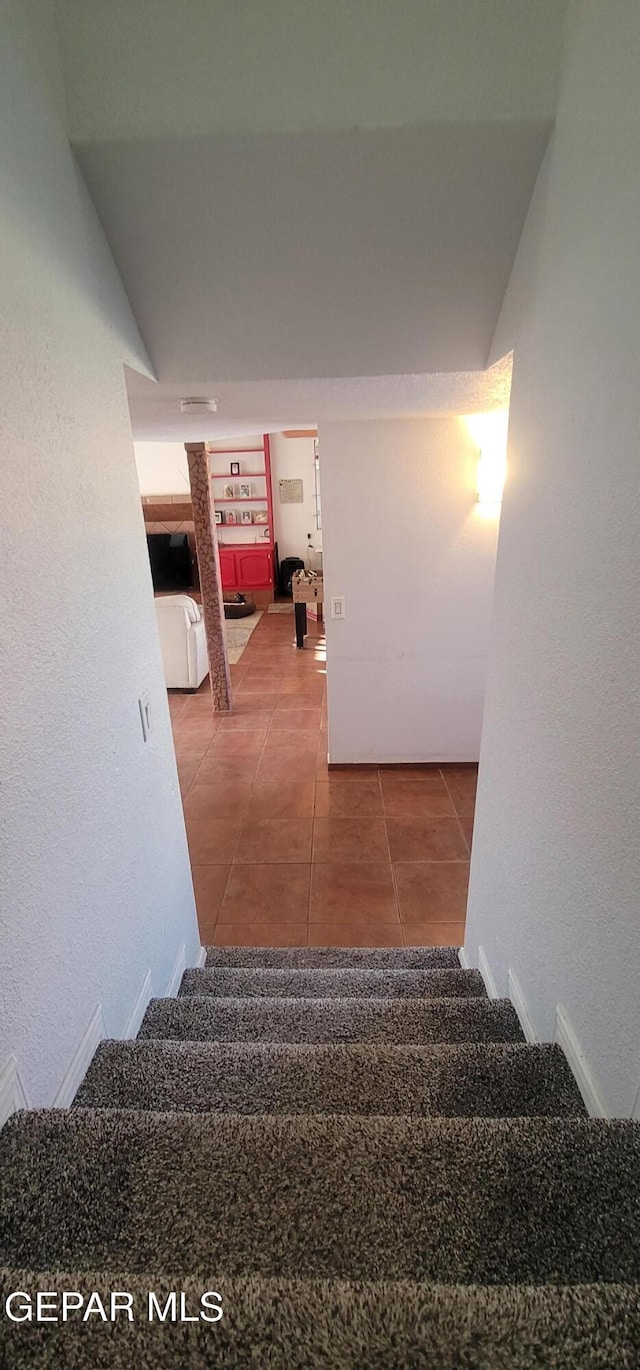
[{"xmin": 154, "ymin": 595, "xmax": 209, "ymax": 691}]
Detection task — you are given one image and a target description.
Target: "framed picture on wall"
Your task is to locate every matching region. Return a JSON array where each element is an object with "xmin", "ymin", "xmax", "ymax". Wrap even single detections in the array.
[
  {"xmin": 230, "ymin": 461, "xmax": 240, "ymax": 476},
  {"xmin": 223, "ymin": 483, "xmax": 235, "ymax": 499},
  {"xmin": 240, "ymin": 509, "xmax": 253, "ymax": 525},
  {"xmin": 253, "ymin": 509, "xmax": 268, "ymax": 524},
  {"xmin": 225, "ymin": 510, "xmax": 237, "ymax": 525},
  {"xmin": 238, "ymin": 482, "xmax": 252, "ymax": 499}
]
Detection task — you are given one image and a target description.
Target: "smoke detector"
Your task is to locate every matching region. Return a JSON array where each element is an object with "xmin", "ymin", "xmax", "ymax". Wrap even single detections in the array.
[{"xmin": 179, "ymin": 397, "xmax": 218, "ymax": 414}]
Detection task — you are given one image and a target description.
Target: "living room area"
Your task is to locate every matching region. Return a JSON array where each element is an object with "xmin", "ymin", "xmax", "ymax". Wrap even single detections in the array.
[{"xmin": 133, "ymin": 414, "xmax": 490, "ymax": 952}]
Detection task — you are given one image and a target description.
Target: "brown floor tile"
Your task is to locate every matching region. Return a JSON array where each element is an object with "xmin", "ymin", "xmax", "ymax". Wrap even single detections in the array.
[
  {"xmin": 186, "ymin": 818, "xmax": 243, "ymax": 864},
  {"xmin": 176, "ymin": 758, "xmax": 200, "ymax": 796},
  {"xmin": 381, "ymin": 778, "xmax": 454, "ymax": 817},
  {"xmin": 219, "ymin": 863, "xmax": 311, "ymax": 924},
  {"xmin": 236, "ymin": 817, "xmax": 313, "ymax": 864},
  {"xmin": 191, "ymin": 864, "xmax": 231, "ymax": 939},
  {"xmin": 314, "ymin": 781, "xmax": 383, "ymax": 816},
  {"xmin": 195, "ymin": 754, "xmax": 260, "ymax": 784},
  {"xmin": 402, "ymin": 920, "xmax": 465, "ymax": 947},
  {"xmin": 229, "ymin": 694, "xmax": 279, "ymax": 713},
  {"xmin": 261, "ymin": 734, "xmax": 320, "ymax": 762},
  {"xmin": 313, "ymin": 815, "xmax": 389, "ymax": 863},
  {"xmin": 208, "ymin": 730, "xmax": 268, "ymax": 758},
  {"xmin": 459, "ymin": 814, "xmax": 474, "ymax": 851},
  {"xmin": 212, "ymin": 922, "xmax": 308, "ymax": 947},
  {"xmin": 386, "ymin": 815, "xmax": 469, "ymax": 862},
  {"xmin": 217, "ymin": 710, "xmax": 275, "ymax": 731},
  {"xmin": 257, "ymin": 754, "xmax": 319, "ymax": 782},
  {"xmin": 325, "ymin": 765, "xmax": 379, "ymax": 781},
  {"xmin": 270, "ymin": 709, "xmax": 323, "ymax": 732},
  {"xmin": 309, "ymin": 862, "xmax": 398, "ymax": 921},
  {"xmin": 394, "ymin": 861, "xmax": 469, "ymax": 920},
  {"xmin": 247, "ymin": 779, "xmax": 316, "ymax": 818},
  {"xmin": 274, "ymin": 692, "xmax": 325, "ymax": 712},
  {"xmin": 183, "ymin": 780, "xmax": 252, "ymax": 821},
  {"xmin": 308, "ymin": 921, "xmax": 403, "ymax": 948},
  {"xmin": 441, "ymin": 765, "xmax": 478, "ymax": 816}
]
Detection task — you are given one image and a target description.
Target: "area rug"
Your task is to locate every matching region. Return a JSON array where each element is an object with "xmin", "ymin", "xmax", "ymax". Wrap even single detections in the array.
[
  {"xmin": 224, "ymin": 610, "xmax": 263, "ymax": 663},
  {"xmin": 268, "ymin": 603, "xmax": 294, "ymax": 613}
]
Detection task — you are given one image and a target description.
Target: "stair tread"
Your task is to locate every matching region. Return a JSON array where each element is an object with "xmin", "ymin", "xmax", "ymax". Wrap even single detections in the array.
[
  {"xmin": 75, "ymin": 1039, "xmax": 585, "ymax": 1117},
  {"xmin": 1, "ymin": 1270, "xmax": 638, "ymax": 1367},
  {"xmin": 139, "ymin": 994, "xmax": 524, "ymax": 1044},
  {"xmin": 2, "ymin": 1112, "xmax": 639, "ymax": 1283},
  {"xmin": 204, "ymin": 945, "xmax": 462, "ymax": 969},
  {"xmin": 180, "ymin": 967, "xmax": 486, "ymax": 999}
]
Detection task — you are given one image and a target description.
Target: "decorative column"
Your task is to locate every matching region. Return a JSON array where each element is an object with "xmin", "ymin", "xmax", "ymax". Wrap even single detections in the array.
[{"xmin": 185, "ymin": 442, "xmax": 232, "ymax": 711}]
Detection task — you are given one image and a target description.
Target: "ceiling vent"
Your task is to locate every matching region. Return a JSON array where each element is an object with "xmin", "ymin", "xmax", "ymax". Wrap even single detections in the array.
[{"xmin": 179, "ymin": 397, "xmax": 218, "ymax": 414}]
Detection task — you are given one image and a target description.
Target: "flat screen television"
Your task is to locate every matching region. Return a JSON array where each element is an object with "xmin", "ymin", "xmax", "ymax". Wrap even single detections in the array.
[{"xmin": 146, "ymin": 532, "xmax": 194, "ymax": 592}]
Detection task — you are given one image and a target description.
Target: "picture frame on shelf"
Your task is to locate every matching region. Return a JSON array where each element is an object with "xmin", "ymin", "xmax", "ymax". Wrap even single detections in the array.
[
  {"xmin": 238, "ymin": 482, "xmax": 251, "ymax": 499},
  {"xmin": 240, "ymin": 509, "xmax": 253, "ymax": 525},
  {"xmin": 214, "ymin": 510, "xmax": 222, "ymax": 524},
  {"xmin": 225, "ymin": 510, "xmax": 237, "ymax": 525},
  {"xmin": 253, "ymin": 509, "xmax": 268, "ymax": 524},
  {"xmin": 223, "ymin": 483, "xmax": 235, "ymax": 499},
  {"xmin": 230, "ymin": 461, "xmax": 240, "ymax": 476}
]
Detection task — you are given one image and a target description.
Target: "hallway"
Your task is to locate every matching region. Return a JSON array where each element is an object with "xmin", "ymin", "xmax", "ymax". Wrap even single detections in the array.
[{"xmin": 170, "ymin": 610, "xmax": 475, "ymax": 948}]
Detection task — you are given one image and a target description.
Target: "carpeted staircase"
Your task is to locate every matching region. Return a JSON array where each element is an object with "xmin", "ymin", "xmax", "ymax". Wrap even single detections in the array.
[{"xmin": 1, "ymin": 944, "xmax": 639, "ymax": 1365}]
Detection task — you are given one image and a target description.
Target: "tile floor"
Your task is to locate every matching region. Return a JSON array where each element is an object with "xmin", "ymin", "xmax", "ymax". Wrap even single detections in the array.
[{"xmin": 169, "ymin": 610, "xmax": 476, "ymax": 948}]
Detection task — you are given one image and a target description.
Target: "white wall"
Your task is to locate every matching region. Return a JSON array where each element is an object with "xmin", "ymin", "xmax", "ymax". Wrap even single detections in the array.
[
  {"xmin": 465, "ymin": 0, "xmax": 640, "ymax": 1117},
  {"xmin": 319, "ymin": 418, "xmax": 500, "ymax": 763},
  {"xmin": 0, "ymin": 1, "xmax": 200, "ymax": 1108},
  {"xmin": 270, "ymin": 433, "xmax": 322, "ymax": 565},
  {"xmin": 134, "ymin": 441, "xmax": 190, "ymax": 495}
]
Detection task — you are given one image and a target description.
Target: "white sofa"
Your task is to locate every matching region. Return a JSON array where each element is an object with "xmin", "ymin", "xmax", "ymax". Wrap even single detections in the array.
[{"xmin": 154, "ymin": 595, "xmax": 209, "ymax": 690}]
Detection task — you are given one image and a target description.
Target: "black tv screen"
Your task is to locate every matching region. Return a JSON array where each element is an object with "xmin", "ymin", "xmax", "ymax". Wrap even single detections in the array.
[{"xmin": 146, "ymin": 533, "xmax": 193, "ymax": 592}]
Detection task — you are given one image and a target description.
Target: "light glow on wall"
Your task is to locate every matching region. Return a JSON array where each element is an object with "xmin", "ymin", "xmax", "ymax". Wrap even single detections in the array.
[{"xmin": 464, "ymin": 410, "xmax": 509, "ymax": 505}]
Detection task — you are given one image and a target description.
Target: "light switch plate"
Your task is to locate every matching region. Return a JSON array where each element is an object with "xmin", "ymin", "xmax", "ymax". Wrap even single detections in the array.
[{"xmin": 331, "ymin": 596, "xmax": 346, "ymax": 620}]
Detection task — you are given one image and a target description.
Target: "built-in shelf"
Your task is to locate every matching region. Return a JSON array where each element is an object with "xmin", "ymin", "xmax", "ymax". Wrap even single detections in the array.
[
  {"xmin": 216, "ymin": 497, "xmax": 267, "ymax": 503},
  {"xmin": 211, "ymin": 471, "xmax": 266, "ymax": 479}
]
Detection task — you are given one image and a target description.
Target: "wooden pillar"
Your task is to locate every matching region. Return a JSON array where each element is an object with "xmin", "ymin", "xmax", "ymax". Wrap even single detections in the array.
[{"xmin": 185, "ymin": 442, "xmax": 232, "ymax": 711}]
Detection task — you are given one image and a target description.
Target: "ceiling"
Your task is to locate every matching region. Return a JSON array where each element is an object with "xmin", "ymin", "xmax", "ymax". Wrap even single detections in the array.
[
  {"xmin": 54, "ymin": 0, "xmax": 565, "ymax": 431},
  {"xmin": 126, "ymin": 357, "xmax": 513, "ymax": 441}
]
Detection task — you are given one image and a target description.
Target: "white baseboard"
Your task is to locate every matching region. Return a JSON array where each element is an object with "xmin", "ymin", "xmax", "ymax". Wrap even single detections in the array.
[
  {"xmin": 124, "ymin": 969, "xmax": 153, "ymax": 1039},
  {"xmin": 0, "ymin": 1056, "xmax": 30, "ymax": 1129},
  {"xmin": 165, "ymin": 942, "xmax": 186, "ymax": 997},
  {"xmin": 458, "ymin": 945, "xmax": 470, "ymax": 970},
  {"xmin": 508, "ymin": 968, "xmax": 538, "ymax": 1043},
  {"xmin": 478, "ymin": 944, "xmax": 498, "ymax": 999},
  {"xmin": 555, "ymin": 1003, "xmax": 608, "ymax": 1118},
  {"xmin": 53, "ymin": 1005, "xmax": 105, "ymax": 1107},
  {"xmin": 196, "ymin": 945, "xmax": 207, "ymax": 969}
]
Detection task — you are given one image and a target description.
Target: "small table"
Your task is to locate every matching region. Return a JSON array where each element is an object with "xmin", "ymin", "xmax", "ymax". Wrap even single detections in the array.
[{"xmin": 292, "ymin": 573, "xmax": 324, "ymax": 649}]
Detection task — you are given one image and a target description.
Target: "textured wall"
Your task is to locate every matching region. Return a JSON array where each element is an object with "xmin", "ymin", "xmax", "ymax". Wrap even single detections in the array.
[
  {"xmin": 465, "ymin": 0, "xmax": 640, "ymax": 1116},
  {"xmin": 270, "ymin": 434, "xmax": 322, "ymax": 564},
  {"xmin": 0, "ymin": 1, "xmax": 200, "ymax": 1106},
  {"xmin": 319, "ymin": 418, "xmax": 500, "ymax": 763}
]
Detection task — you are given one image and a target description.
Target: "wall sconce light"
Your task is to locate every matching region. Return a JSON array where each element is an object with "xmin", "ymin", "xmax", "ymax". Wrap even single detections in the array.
[
  {"xmin": 463, "ymin": 411, "xmax": 508, "ymax": 506},
  {"xmin": 476, "ymin": 447, "xmax": 507, "ymax": 504}
]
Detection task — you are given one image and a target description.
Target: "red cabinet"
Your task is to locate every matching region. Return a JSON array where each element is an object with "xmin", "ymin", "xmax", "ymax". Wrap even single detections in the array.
[
  {"xmin": 219, "ymin": 545, "xmax": 274, "ymax": 592},
  {"xmin": 218, "ymin": 548, "xmax": 237, "ymax": 589}
]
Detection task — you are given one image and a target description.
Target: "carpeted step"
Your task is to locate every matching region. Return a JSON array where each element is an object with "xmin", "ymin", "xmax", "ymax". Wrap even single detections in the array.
[
  {"xmin": 2, "ymin": 1112, "xmax": 639, "ymax": 1283},
  {"xmin": 204, "ymin": 945, "xmax": 462, "ymax": 969},
  {"xmin": 1, "ymin": 1271, "xmax": 639, "ymax": 1368},
  {"xmin": 179, "ymin": 967, "xmax": 486, "ymax": 999},
  {"xmin": 139, "ymin": 995, "xmax": 524, "ymax": 1045},
  {"xmin": 74, "ymin": 1040, "xmax": 585, "ymax": 1117}
]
